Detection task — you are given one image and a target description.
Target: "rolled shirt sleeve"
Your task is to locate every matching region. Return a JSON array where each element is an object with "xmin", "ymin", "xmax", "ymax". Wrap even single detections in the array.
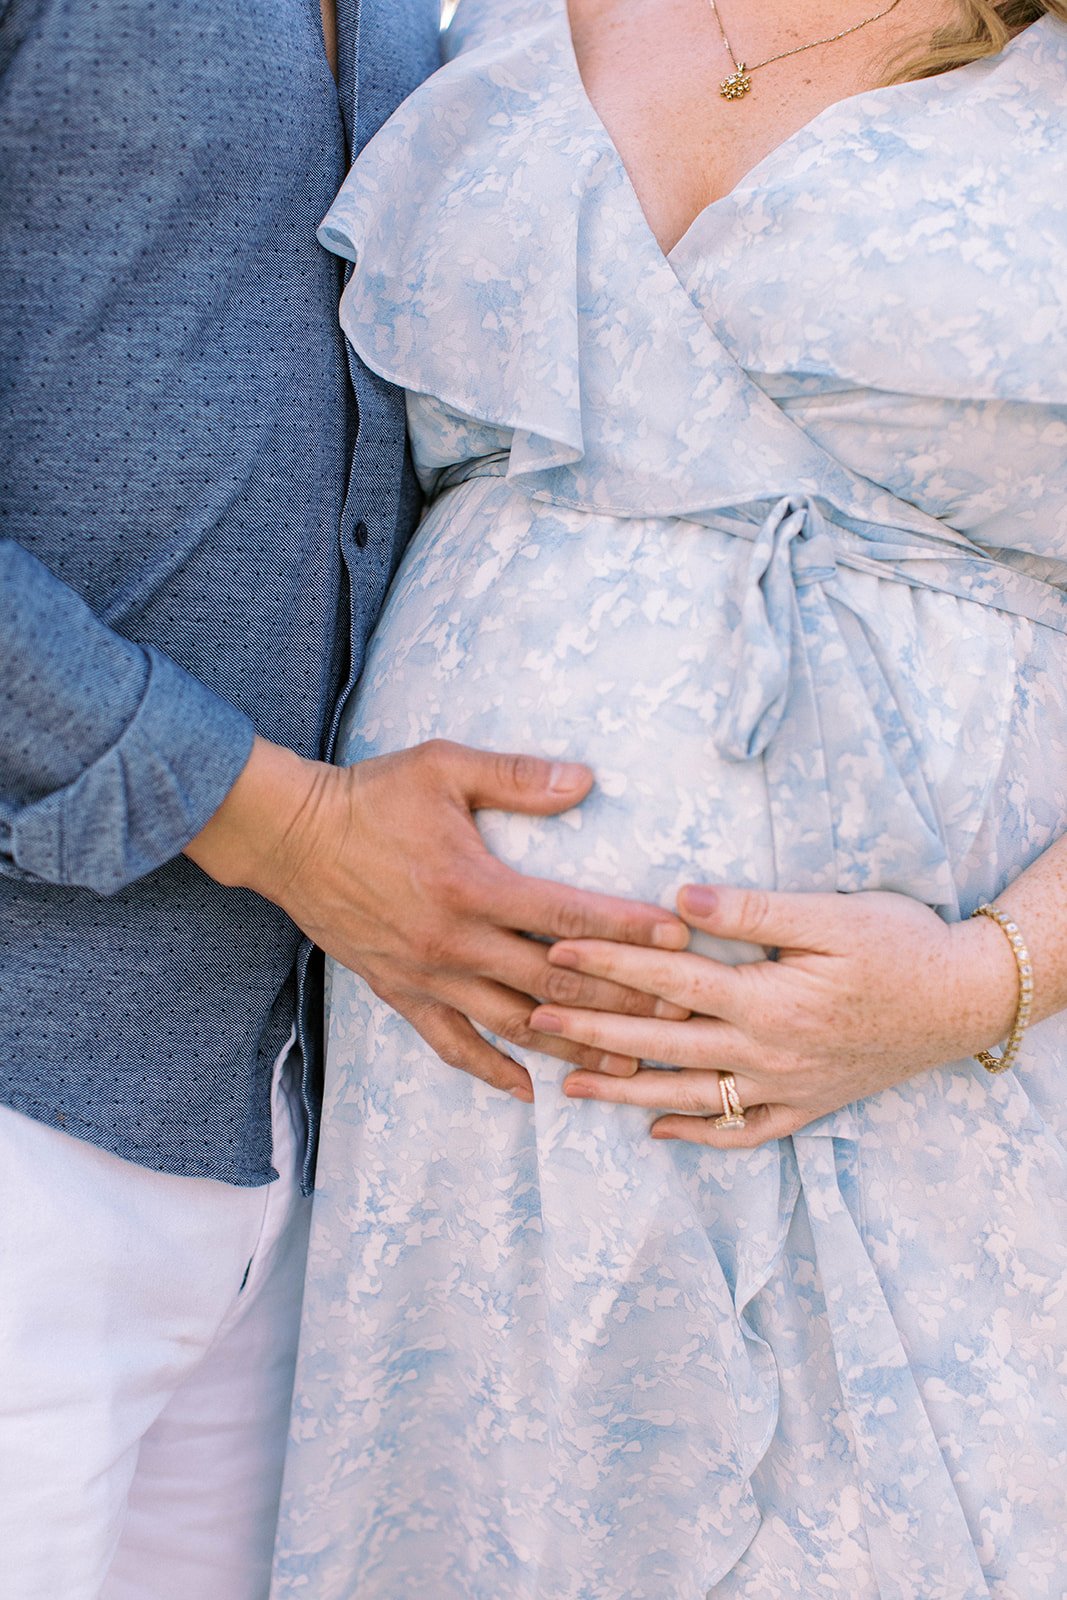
[{"xmin": 0, "ymin": 540, "xmax": 255, "ymax": 895}]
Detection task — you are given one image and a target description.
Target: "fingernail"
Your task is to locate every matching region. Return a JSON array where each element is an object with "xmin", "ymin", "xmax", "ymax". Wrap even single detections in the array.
[
  {"xmin": 651, "ymin": 1127, "xmax": 676, "ymax": 1140},
  {"xmin": 596, "ymin": 1053, "xmax": 635, "ymax": 1077},
  {"xmin": 549, "ymin": 944, "xmax": 579, "ymax": 968},
  {"xmin": 510, "ymin": 1087, "xmax": 535, "ymax": 1103},
  {"xmin": 535, "ymin": 1011, "xmax": 564, "ymax": 1033},
  {"xmin": 549, "ymin": 762, "xmax": 587, "ymax": 793},
  {"xmin": 564, "ymin": 1082, "xmax": 595, "ymax": 1099},
  {"xmin": 651, "ymin": 921, "xmax": 686, "ymax": 948},
  {"xmin": 681, "ymin": 886, "xmax": 718, "ymax": 918}
]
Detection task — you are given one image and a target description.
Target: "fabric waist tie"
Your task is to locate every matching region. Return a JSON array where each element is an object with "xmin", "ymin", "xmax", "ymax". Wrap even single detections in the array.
[{"xmin": 437, "ymin": 457, "xmax": 1067, "ymax": 635}]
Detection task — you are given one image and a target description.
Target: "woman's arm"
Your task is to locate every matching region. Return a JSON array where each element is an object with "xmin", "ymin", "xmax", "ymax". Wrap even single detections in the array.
[{"xmin": 528, "ymin": 834, "xmax": 1067, "ymax": 1146}]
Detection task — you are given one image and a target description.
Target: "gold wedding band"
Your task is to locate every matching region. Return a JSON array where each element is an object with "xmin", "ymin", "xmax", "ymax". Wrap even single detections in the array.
[{"xmin": 715, "ymin": 1073, "xmax": 746, "ymax": 1128}]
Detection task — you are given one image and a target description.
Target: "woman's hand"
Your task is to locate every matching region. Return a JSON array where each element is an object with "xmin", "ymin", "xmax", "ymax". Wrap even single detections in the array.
[{"xmin": 529, "ymin": 884, "xmax": 1022, "ymax": 1146}]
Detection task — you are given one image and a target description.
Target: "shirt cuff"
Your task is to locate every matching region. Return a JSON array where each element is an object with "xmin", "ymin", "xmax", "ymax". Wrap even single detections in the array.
[{"xmin": 8, "ymin": 645, "xmax": 256, "ymax": 895}]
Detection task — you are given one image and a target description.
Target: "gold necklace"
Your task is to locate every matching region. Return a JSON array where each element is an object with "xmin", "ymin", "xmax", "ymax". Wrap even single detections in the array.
[{"xmin": 707, "ymin": 0, "xmax": 905, "ymax": 100}]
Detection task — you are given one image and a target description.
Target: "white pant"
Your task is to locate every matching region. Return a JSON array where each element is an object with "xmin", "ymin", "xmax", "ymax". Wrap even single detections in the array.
[{"xmin": 0, "ymin": 1049, "xmax": 311, "ymax": 1600}]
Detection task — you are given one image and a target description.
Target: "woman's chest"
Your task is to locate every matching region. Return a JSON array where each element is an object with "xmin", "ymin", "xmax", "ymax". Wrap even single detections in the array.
[{"xmin": 565, "ymin": 0, "xmax": 954, "ymax": 252}]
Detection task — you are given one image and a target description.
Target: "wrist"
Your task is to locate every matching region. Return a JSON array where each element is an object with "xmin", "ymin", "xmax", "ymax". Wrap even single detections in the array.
[
  {"xmin": 183, "ymin": 736, "xmax": 339, "ymax": 903},
  {"xmin": 946, "ymin": 913, "xmax": 1021, "ymax": 1055}
]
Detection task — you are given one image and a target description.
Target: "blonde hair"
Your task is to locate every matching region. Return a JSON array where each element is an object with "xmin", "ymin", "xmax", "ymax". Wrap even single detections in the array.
[{"xmin": 892, "ymin": 1, "xmax": 1064, "ymax": 81}]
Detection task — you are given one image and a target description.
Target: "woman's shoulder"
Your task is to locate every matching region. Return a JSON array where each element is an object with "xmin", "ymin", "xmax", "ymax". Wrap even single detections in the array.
[
  {"xmin": 985, "ymin": 12, "xmax": 1067, "ymax": 122},
  {"xmin": 961, "ymin": 12, "xmax": 1067, "ymax": 136},
  {"xmin": 1021, "ymin": 9, "xmax": 1067, "ymax": 78}
]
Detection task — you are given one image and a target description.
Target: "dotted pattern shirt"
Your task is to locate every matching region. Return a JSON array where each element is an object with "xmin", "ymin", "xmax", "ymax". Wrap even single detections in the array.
[{"xmin": 0, "ymin": 0, "xmax": 441, "ymax": 1186}]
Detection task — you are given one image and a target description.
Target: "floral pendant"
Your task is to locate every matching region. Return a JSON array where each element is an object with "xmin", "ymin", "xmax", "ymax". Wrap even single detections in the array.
[{"xmin": 720, "ymin": 64, "xmax": 752, "ymax": 100}]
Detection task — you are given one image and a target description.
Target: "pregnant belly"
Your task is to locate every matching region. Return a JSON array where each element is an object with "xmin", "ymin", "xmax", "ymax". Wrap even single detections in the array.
[
  {"xmin": 315, "ymin": 491, "xmax": 1067, "ymax": 1600},
  {"xmin": 339, "ymin": 475, "xmax": 1036, "ymax": 917}
]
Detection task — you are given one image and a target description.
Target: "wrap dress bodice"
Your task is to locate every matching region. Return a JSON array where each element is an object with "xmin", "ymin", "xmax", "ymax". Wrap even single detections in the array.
[{"xmin": 274, "ymin": 9, "xmax": 1067, "ymax": 1598}]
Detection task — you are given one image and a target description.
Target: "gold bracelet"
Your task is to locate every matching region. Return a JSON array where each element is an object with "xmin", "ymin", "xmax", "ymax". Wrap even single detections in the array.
[{"xmin": 970, "ymin": 903, "xmax": 1034, "ymax": 1075}]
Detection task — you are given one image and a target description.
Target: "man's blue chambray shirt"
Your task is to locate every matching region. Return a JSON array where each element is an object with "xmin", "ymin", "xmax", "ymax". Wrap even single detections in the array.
[{"xmin": 0, "ymin": 0, "xmax": 441, "ymax": 1186}]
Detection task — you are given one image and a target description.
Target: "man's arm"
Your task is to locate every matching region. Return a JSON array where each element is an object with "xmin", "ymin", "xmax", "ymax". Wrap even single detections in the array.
[
  {"xmin": 0, "ymin": 539, "xmax": 254, "ymax": 893},
  {"xmin": 2, "ymin": 541, "xmax": 687, "ymax": 1092}
]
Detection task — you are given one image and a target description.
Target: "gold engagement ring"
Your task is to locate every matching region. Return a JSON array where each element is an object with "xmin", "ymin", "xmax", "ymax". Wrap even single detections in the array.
[{"xmin": 715, "ymin": 1073, "xmax": 746, "ymax": 1128}]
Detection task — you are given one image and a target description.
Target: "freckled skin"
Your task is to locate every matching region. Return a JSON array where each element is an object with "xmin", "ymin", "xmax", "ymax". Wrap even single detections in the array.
[{"xmin": 566, "ymin": 0, "xmax": 960, "ymax": 253}]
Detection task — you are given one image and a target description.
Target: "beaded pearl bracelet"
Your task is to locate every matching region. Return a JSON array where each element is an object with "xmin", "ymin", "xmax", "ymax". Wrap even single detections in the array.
[{"xmin": 970, "ymin": 903, "xmax": 1034, "ymax": 1075}]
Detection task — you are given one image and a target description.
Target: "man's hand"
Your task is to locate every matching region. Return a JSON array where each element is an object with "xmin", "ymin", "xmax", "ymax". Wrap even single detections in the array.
[{"xmin": 184, "ymin": 737, "xmax": 688, "ymax": 1098}]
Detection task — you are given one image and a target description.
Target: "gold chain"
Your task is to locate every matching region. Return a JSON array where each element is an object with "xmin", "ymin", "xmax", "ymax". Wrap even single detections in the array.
[{"xmin": 707, "ymin": 0, "xmax": 905, "ymax": 100}]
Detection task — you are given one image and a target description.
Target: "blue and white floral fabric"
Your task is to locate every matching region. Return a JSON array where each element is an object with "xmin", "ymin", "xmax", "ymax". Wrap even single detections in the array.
[{"xmin": 274, "ymin": 8, "xmax": 1067, "ymax": 1597}]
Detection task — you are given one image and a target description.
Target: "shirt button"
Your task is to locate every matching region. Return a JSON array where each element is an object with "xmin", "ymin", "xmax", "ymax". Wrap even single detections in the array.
[{"xmin": 353, "ymin": 519, "xmax": 369, "ymax": 550}]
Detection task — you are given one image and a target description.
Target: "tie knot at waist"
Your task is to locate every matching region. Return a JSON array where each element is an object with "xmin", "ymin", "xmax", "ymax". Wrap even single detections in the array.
[{"xmin": 717, "ymin": 495, "xmax": 838, "ymax": 762}]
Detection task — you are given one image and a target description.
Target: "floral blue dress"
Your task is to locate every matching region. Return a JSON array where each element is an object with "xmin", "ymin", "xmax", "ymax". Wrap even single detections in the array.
[{"xmin": 273, "ymin": 8, "xmax": 1067, "ymax": 1597}]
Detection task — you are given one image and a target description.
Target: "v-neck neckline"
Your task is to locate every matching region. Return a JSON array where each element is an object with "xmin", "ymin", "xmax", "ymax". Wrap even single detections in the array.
[{"xmin": 555, "ymin": 0, "xmax": 1038, "ymax": 267}]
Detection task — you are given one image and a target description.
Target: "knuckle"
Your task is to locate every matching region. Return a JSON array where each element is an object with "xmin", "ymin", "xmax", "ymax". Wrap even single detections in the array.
[
  {"xmin": 761, "ymin": 1045, "xmax": 798, "ymax": 1081},
  {"xmin": 435, "ymin": 864, "xmax": 473, "ymax": 911},
  {"xmin": 366, "ymin": 976, "xmax": 403, "ymax": 1009},
  {"xmin": 498, "ymin": 751, "xmax": 541, "ymax": 793},
  {"xmin": 414, "ymin": 852, "xmax": 473, "ymax": 912},
  {"xmin": 419, "ymin": 1015, "xmax": 467, "ymax": 1070},
  {"xmin": 434, "ymin": 1040, "xmax": 468, "ymax": 1071},
  {"xmin": 481, "ymin": 1065, "xmax": 517, "ymax": 1092},
  {"xmin": 497, "ymin": 1012, "xmax": 538, "ymax": 1051},
  {"xmin": 740, "ymin": 888, "xmax": 775, "ymax": 938},
  {"xmin": 572, "ymin": 1045, "xmax": 611, "ymax": 1072},
  {"xmin": 620, "ymin": 908, "xmax": 655, "ymax": 944},
  {"xmin": 553, "ymin": 900, "xmax": 594, "ymax": 941},
  {"xmin": 415, "ymin": 737, "xmax": 454, "ymax": 785},
  {"xmin": 420, "ymin": 737, "xmax": 454, "ymax": 767},
  {"xmin": 758, "ymin": 1053, "xmax": 783, "ymax": 1086},
  {"xmin": 411, "ymin": 924, "xmax": 456, "ymax": 970},
  {"xmin": 543, "ymin": 967, "xmax": 587, "ymax": 1005}
]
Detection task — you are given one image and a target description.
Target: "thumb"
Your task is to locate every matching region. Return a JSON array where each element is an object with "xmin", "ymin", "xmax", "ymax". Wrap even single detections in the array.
[
  {"xmin": 677, "ymin": 883, "xmax": 839, "ymax": 951},
  {"xmin": 436, "ymin": 742, "xmax": 594, "ymax": 815}
]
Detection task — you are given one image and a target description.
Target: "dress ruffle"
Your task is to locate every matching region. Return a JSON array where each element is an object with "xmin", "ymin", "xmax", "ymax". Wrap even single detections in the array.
[
  {"xmin": 670, "ymin": 21, "xmax": 1067, "ymax": 409},
  {"xmin": 318, "ymin": 17, "xmax": 590, "ymax": 474},
  {"xmin": 320, "ymin": 8, "xmax": 1067, "ymax": 527}
]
